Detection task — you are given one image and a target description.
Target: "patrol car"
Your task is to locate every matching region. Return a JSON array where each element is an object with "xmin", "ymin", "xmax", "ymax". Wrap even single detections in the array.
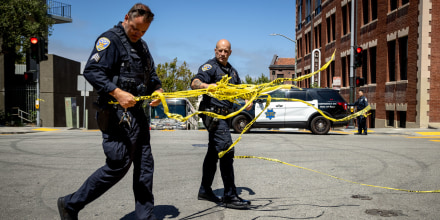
[{"xmin": 230, "ymin": 88, "xmax": 349, "ymax": 135}]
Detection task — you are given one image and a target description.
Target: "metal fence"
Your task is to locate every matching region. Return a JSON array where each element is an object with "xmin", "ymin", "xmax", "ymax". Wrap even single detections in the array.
[
  {"xmin": 8, "ymin": 84, "xmax": 37, "ymax": 122},
  {"xmin": 46, "ymin": 0, "xmax": 71, "ymax": 18}
]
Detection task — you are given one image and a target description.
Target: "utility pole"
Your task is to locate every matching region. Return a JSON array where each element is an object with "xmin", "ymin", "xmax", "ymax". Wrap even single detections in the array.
[{"xmin": 349, "ymin": 0, "xmax": 358, "ymax": 128}]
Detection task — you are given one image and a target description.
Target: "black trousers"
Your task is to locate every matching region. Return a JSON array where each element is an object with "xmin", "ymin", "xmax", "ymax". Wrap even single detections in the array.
[
  {"xmin": 200, "ymin": 118, "xmax": 237, "ymax": 198},
  {"xmin": 357, "ymin": 116, "xmax": 367, "ymax": 134},
  {"xmin": 63, "ymin": 108, "xmax": 155, "ymax": 220}
]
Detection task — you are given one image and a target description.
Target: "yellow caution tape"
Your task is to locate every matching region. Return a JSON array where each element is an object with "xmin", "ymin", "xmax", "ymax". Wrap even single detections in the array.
[
  {"xmin": 235, "ymin": 155, "xmax": 440, "ymax": 193},
  {"xmin": 109, "ymin": 50, "xmax": 369, "ymax": 158}
]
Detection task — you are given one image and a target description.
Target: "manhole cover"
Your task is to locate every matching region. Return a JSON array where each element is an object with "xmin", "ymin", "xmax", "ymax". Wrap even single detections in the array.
[
  {"xmin": 351, "ymin": 194, "xmax": 372, "ymax": 200},
  {"xmin": 366, "ymin": 209, "xmax": 405, "ymax": 217},
  {"xmin": 192, "ymin": 144, "xmax": 208, "ymax": 147}
]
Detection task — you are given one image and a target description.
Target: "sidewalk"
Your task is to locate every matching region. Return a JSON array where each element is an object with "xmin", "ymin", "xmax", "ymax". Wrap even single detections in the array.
[{"xmin": 1, "ymin": 125, "xmax": 440, "ymax": 136}]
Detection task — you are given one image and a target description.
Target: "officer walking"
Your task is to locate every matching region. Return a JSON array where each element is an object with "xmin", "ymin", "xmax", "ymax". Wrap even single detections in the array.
[
  {"xmin": 191, "ymin": 39, "xmax": 252, "ymax": 209},
  {"xmin": 353, "ymin": 90, "xmax": 368, "ymax": 135},
  {"xmin": 57, "ymin": 3, "xmax": 163, "ymax": 220}
]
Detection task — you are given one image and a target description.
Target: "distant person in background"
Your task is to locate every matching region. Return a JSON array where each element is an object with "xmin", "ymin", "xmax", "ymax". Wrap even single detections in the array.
[{"xmin": 353, "ymin": 90, "xmax": 368, "ymax": 135}]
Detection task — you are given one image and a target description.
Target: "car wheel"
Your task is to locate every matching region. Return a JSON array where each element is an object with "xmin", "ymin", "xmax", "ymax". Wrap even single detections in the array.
[
  {"xmin": 310, "ymin": 116, "xmax": 330, "ymax": 135},
  {"xmin": 232, "ymin": 115, "xmax": 250, "ymax": 133}
]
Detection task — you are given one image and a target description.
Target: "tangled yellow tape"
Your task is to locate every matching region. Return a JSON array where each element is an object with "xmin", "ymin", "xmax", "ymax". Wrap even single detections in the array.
[{"xmin": 110, "ymin": 50, "xmax": 369, "ymax": 157}]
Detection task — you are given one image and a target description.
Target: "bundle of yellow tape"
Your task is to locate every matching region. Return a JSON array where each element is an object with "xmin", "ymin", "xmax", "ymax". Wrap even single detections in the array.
[{"xmin": 110, "ymin": 50, "xmax": 369, "ymax": 157}]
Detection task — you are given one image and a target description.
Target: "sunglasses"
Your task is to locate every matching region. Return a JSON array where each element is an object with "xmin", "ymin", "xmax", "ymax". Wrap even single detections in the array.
[{"xmin": 130, "ymin": 9, "xmax": 154, "ymax": 18}]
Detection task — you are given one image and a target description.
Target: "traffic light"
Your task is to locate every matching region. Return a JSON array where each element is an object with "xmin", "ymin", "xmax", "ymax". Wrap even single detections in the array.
[
  {"xmin": 356, "ymin": 77, "xmax": 365, "ymax": 86},
  {"xmin": 354, "ymin": 46, "xmax": 363, "ymax": 68},
  {"xmin": 24, "ymin": 71, "xmax": 37, "ymax": 83},
  {"xmin": 30, "ymin": 37, "xmax": 39, "ymax": 61},
  {"xmin": 40, "ymin": 37, "xmax": 48, "ymax": 61}
]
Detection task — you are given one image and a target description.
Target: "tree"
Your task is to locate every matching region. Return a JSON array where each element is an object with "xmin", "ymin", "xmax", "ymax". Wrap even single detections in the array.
[
  {"xmin": 156, "ymin": 58, "xmax": 194, "ymax": 92},
  {"xmin": 0, "ymin": 0, "xmax": 54, "ymax": 56},
  {"xmin": 243, "ymin": 73, "xmax": 270, "ymax": 85}
]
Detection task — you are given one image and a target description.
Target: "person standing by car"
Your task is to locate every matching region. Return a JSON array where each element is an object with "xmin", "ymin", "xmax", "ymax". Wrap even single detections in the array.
[
  {"xmin": 352, "ymin": 90, "xmax": 368, "ymax": 135},
  {"xmin": 57, "ymin": 3, "xmax": 162, "ymax": 220},
  {"xmin": 190, "ymin": 39, "xmax": 252, "ymax": 209}
]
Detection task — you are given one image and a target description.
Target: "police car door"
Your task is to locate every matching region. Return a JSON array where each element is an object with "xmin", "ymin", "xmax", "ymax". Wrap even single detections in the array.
[
  {"xmin": 284, "ymin": 90, "xmax": 318, "ymax": 123},
  {"xmin": 254, "ymin": 89, "xmax": 286, "ymax": 126}
]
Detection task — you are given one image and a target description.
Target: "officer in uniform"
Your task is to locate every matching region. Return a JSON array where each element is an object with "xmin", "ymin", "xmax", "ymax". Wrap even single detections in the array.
[
  {"xmin": 191, "ymin": 39, "xmax": 252, "ymax": 209},
  {"xmin": 353, "ymin": 90, "xmax": 368, "ymax": 135},
  {"xmin": 57, "ymin": 4, "xmax": 163, "ymax": 220}
]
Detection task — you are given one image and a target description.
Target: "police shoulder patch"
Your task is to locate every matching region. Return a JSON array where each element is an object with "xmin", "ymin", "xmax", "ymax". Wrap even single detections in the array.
[
  {"xmin": 201, "ymin": 64, "xmax": 212, "ymax": 71},
  {"xmin": 96, "ymin": 37, "xmax": 111, "ymax": 51}
]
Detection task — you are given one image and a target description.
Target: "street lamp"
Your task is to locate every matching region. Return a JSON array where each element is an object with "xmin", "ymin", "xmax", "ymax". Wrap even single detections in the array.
[{"xmin": 270, "ymin": 33, "xmax": 297, "ymax": 85}]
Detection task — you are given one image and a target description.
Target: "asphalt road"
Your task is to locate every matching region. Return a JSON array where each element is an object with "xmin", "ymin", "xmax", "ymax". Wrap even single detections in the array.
[{"xmin": 0, "ymin": 128, "xmax": 439, "ymax": 219}]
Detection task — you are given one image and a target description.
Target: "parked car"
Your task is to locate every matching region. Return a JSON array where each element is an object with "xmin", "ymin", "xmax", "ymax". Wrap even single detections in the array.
[{"xmin": 229, "ymin": 88, "xmax": 349, "ymax": 135}]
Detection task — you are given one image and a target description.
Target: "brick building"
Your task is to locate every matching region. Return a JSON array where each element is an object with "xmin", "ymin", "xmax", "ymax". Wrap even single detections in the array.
[
  {"xmin": 295, "ymin": 0, "xmax": 439, "ymax": 128},
  {"xmin": 269, "ymin": 55, "xmax": 296, "ymax": 84}
]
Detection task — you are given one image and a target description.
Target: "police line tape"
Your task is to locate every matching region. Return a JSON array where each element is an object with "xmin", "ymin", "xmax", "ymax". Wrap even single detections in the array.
[
  {"xmin": 234, "ymin": 155, "xmax": 440, "ymax": 193},
  {"xmin": 109, "ymin": 50, "xmax": 368, "ymax": 158}
]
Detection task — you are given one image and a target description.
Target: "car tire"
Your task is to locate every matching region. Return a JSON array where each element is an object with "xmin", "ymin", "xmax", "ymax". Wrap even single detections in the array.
[
  {"xmin": 310, "ymin": 116, "xmax": 330, "ymax": 135},
  {"xmin": 232, "ymin": 115, "xmax": 250, "ymax": 133}
]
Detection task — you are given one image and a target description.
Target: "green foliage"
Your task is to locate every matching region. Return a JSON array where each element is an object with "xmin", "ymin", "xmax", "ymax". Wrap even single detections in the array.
[
  {"xmin": 0, "ymin": 0, "xmax": 54, "ymax": 54},
  {"xmin": 243, "ymin": 73, "xmax": 270, "ymax": 85},
  {"xmin": 156, "ymin": 58, "xmax": 194, "ymax": 92}
]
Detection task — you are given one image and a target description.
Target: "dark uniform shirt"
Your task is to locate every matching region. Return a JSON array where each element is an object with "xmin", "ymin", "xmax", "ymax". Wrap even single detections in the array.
[
  {"xmin": 192, "ymin": 58, "xmax": 241, "ymax": 109},
  {"xmin": 83, "ymin": 22, "xmax": 161, "ymax": 101},
  {"xmin": 354, "ymin": 95, "xmax": 368, "ymax": 111}
]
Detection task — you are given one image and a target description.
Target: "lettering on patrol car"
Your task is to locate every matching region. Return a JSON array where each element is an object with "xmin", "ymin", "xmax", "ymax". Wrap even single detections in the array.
[
  {"xmin": 96, "ymin": 37, "xmax": 110, "ymax": 51},
  {"xmin": 202, "ymin": 64, "xmax": 212, "ymax": 71},
  {"xmin": 265, "ymin": 108, "xmax": 276, "ymax": 120}
]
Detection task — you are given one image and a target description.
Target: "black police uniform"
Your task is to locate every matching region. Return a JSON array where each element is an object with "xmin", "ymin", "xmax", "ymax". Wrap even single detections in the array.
[
  {"xmin": 192, "ymin": 58, "xmax": 245, "ymax": 203},
  {"xmin": 354, "ymin": 95, "xmax": 368, "ymax": 134},
  {"xmin": 60, "ymin": 22, "xmax": 161, "ymax": 220}
]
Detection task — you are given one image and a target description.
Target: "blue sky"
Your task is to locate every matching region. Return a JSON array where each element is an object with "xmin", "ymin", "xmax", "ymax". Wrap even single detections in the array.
[{"xmin": 49, "ymin": 0, "xmax": 296, "ymax": 79}]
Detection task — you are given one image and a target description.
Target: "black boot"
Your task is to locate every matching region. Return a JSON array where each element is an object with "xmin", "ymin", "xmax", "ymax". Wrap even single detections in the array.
[
  {"xmin": 57, "ymin": 197, "xmax": 78, "ymax": 220},
  {"xmin": 223, "ymin": 196, "xmax": 251, "ymax": 209}
]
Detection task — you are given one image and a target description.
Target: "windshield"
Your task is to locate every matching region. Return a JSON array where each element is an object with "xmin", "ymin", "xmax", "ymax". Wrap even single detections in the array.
[{"xmin": 151, "ymin": 103, "xmax": 187, "ymax": 119}]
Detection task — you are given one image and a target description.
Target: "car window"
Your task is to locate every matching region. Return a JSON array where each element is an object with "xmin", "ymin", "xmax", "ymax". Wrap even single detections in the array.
[
  {"xmin": 268, "ymin": 90, "xmax": 286, "ymax": 102},
  {"xmin": 287, "ymin": 91, "xmax": 309, "ymax": 101},
  {"xmin": 316, "ymin": 91, "xmax": 346, "ymax": 102}
]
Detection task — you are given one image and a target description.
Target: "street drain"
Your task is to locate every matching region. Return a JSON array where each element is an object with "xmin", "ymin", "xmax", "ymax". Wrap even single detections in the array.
[
  {"xmin": 192, "ymin": 144, "xmax": 208, "ymax": 147},
  {"xmin": 351, "ymin": 194, "xmax": 372, "ymax": 200},
  {"xmin": 365, "ymin": 209, "xmax": 406, "ymax": 217}
]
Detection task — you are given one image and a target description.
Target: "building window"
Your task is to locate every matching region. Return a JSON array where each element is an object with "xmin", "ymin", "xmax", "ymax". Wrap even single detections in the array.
[
  {"xmin": 390, "ymin": 0, "xmax": 398, "ymax": 11},
  {"xmin": 399, "ymin": 36, "xmax": 408, "ymax": 80},
  {"xmin": 298, "ymin": 38, "xmax": 303, "ymax": 58},
  {"xmin": 370, "ymin": 47, "xmax": 376, "ymax": 83},
  {"xmin": 363, "ymin": 0, "xmax": 378, "ymax": 25},
  {"xmin": 388, "ymin": 40, "xmax": 396, "ymax": 82},
  {"xmin": 326, "ymin": 13, "xmax": 336, "ymax": 43},
  {"xmin": 341, "ymin": 56, "xmax": 347, "ymax": 87},
  {"xmin": 402, "ymin": 0, "xmax": 409, "ymax": 5},
  {"xmin": 387, "ymin": 111, "xmax": 395, "ymax": 127},
  {"xmin": 305, "ymin": 32, "xmax": 311, "ymax": 54},
  {"xmin": 272, "ymin": 71, "xmax": 275, "ymax": 75},
  {"xmin": 306, "ymin": 0, "xmax": 311, "ymax": 23},
  {"xmin": 314, "ymin": 24, "xmax": 321, "ymax": 48},
  {"xmin": 277, "ymin": 74, "xmax": 284, "ymax": 79},
  {"xmin": 298, "ymin": 0, "xmax": 303, "ymax": 30},
  {"xmin": 362, "ymin": 49, "xmax": 368, "ymax": 84},
  {"xmin": 315, "ymin": 0, "xmax": 322, "ymax": 15},
  {"xmin": 341, "ymin": 3, "xmax": 351, "ymax": 35}
]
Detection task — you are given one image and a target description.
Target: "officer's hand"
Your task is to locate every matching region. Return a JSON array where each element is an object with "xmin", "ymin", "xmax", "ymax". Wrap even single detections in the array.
[
  {"xmin": 149, "ymin": 88, "xmax": 164, "ymax": 107},
  {"xmin": 110, "ymin": 88, "xmax": 136, "ymax": 109},
  {"xmin": 245, "ymin": 100, "xmax": 253, "ymax": 111},
  {"xmin": 207, "ymin": 83, "xmax": 217, "ymax": 92}
]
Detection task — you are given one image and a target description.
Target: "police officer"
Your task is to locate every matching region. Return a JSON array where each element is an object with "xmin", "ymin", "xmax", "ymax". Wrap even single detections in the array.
[
  {"xmin": 57, "ymin": 4, "xmax": 163, "ymax": 220},
  {"xmin": 353, "ymin": 90, "xmax": 368, "ymax": 135},
  {"xmin": 191, "ymin": 39, "xmax": 253, "ymax": 209}
]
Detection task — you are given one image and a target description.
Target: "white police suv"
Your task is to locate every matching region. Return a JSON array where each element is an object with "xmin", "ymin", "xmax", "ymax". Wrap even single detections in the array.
[{"xmin": 230, "ymin": 88, "xmax": 349, "ymax": 135}]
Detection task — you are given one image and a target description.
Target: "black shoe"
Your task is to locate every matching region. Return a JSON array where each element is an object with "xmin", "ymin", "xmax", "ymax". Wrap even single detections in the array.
[
  {"xmin": 363, "ymin": 132, "xmax": 368, "ymax": 135},
  {"xmin": 57, "ymin": 197, "xmax": 78, "ymax": 220},
  {"xmin": 354, "ymin": 132, "xmax": 362, "ymax": 135},
  {"xmin": 223, "ymin": 196, "xmax": 251, "ymax": 209},
  {"xmin": 198, "ymin": 192, "xmax": 221, "ymax": 203}
]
